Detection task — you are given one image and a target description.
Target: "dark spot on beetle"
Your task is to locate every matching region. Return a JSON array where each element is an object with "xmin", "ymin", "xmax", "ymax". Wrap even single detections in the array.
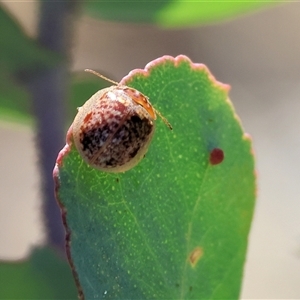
[
  {"xmin": 80, "ymin": 124, "xmax": 111, "ymax": 156},
  {"xmin": 130, "ymin": 147, "xmax": 140, "ymax": 158},
  {"xmin": 131, "ymin": 115, "xmax": 142, "ymax": 124},
  {"xmin": 106, "ymin": 158, "xmax": 116, "ymax": 166},
  {"xmin": 189, "ymin": 247, "xmax": 203, "ymax": 267},
  {"xmin": 209, "ymin": 148, "xmax": 224, "ymax": 165}
]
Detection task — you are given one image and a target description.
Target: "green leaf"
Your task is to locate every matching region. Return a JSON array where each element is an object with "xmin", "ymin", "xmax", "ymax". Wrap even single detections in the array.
[
  {"xmin": 0, "ymin": 247, "xmax": 77, "ymax": 299},
  {"xmin": 85, "ymin": 1, "xmax": 171, "ymax": 23},
  {"xmin": 54, "ymin": 55, "xmax": 255, "ymax": 299},
  {"xmin": 85, "ymin": 0, "xmax": 278, "ymax": 27}
]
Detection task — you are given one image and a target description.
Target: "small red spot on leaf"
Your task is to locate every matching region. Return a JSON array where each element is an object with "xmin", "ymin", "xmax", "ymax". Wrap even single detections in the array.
[{"xmin": 209, "ymin": 148, "xmax": 224, "ymax": 165}]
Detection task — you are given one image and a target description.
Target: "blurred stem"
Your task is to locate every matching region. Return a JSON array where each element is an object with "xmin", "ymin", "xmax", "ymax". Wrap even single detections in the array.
[{"xmin": 30, "ymin": 2, "xmax": 77, "ymax": 254}]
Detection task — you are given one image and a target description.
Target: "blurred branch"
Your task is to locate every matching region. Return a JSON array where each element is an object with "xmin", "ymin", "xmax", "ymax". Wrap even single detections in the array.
[{"xmin": 29, "ymin": 2, "xmax": 78, "ymax": 254}]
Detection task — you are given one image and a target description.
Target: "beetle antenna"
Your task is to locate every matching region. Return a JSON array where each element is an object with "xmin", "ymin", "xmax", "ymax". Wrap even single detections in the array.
[
  {"xmin": 85, "ymin": 69, "xmax": 172, "ymax": 130},
  {"xmin": 85, "ymin": 69, "xmax": 119, "ymax": 86},
  {"xmin": 154, "ymin": 108, "xmax": 173, "ymax": 130}
]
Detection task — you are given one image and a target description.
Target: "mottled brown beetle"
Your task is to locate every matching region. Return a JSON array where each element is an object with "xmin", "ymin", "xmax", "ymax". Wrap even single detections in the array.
[{"xmin": 72, "ymin": 69, "xmax": 172, "ymax": 172}]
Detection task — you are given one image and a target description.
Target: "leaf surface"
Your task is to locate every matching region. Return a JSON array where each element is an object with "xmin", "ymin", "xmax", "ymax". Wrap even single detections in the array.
[{"xmin": 54, "ymin": 55, "xmax": 255, "ymax": 299}]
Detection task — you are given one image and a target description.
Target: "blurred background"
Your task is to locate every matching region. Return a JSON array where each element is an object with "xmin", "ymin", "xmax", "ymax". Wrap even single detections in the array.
[{"xmin": 0, "ymin": 1, "xmax": 300, "ymax": 299}]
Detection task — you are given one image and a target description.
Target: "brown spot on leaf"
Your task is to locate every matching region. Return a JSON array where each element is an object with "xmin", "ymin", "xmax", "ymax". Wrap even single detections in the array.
[
  {"xmin": 209, "ymin": 148, "xmax": 224, "ymax": 165},
  {"xmin": 189, "ymin": 247, "xmax": 203, "ymax": 267}
]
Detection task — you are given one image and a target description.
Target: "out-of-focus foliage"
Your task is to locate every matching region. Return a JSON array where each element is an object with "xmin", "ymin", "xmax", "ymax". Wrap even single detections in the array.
[
  {"xmin": 0, "ymin": 248, "xmax": 77, "ymax": 299},
  {"xmin": 85, "ymin": 0, "xmax": 279, "ymax": 27}
]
